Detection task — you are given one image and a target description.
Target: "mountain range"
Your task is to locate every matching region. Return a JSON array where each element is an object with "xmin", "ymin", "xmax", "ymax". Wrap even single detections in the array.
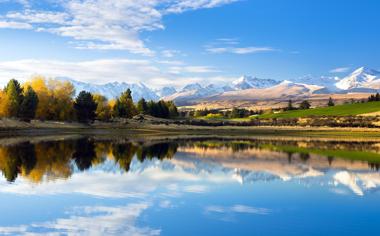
[{"xmin": 57, "ymin": 67, "xmax": 380, "ymax": 105}]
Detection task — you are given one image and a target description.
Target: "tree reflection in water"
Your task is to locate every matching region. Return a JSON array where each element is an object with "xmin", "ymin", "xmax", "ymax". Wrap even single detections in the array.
[
  {"xmin": 0, "ymin": 137, "xmax": 379, "ymax": 183},
  {"xmin": 0, "ymin": 138, "xmax": 179, "ymax": 182}
]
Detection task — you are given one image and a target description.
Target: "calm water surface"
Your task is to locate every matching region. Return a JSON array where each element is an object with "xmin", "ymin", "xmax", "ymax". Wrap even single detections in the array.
[{"xmin": 0, "ymin": 135, "xmax": 379, "ymax": 235}]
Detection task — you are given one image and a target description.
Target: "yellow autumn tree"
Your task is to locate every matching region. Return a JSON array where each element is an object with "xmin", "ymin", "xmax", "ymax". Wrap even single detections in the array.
[
  {"xmin": 93, "ymin": 94, "xmax": 111, "ymax": 121},
  {"xmin": 48, "ymin": 79, "xmax": 75, "ymax": 121},
  {"xmin": 24, "ymin": 76, "xmax": 75, "ymax": 121},
  {"xmin": 0, "ymin": 90, "xmax": 10, "ymax": 117}
]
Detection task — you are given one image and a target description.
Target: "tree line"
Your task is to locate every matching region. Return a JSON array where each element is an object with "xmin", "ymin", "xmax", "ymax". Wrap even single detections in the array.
[{"xmin": 0, "ymin": 76, "xmax": 179, "ymax": 123}]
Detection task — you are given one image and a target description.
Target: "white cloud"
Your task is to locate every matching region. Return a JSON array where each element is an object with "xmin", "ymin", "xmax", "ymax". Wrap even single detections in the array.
[
  {"xmin": 205, "ymin": 204, "xmax": 271, "ymax": 215},
  {"xmin": 183, "ymin": 185, "xmax": 208, "ymax": 193},
  {"xmin": 0, "ymin": 20, "xmax": 32, "ymax": 29},
  {"xmin": 216, "ymin": 38, "xmax": 239, "ymax": 45},
  {"xmin": 206, "ymin": 46, "xmax": 275, "ymax": 54},
  {"xmin": 156, "ymin": 60, "xmax": 185, "ymax": 66},
  {"xmin": 205, "ymin": 39, "xmax": 276, "ymax": 55},
  {"xmin": 161, "ymin": 50, "xmax": 182, "ymax": 58},
  {"xmin": 0, "ymin": 158, "xmax": 235, "ymax": 198},
  {"xmin": 0, "ymin": 59, "xmax": 160, "ymax": 85},
  {"xmin": 0, "ymin": 0, "xmax": 239, "ymax": 54},
  {"xmin": 168, "ymin": 66, "xmax": 220, "ymax": 74},
  {"xmin": 330, "ymin": 67, "xmax": 350, "ymax": 73},
  {"xmin": 165, "ymin": 0, "xmax": 239, "ymax": 13},
  {"xmin": 0, "ymin": 203, "xmax": 160, "ymax": 236},
  {"xmin": 0, "ymin": 59, "xmax": 229, "ymax": 89},
  {"xmin": 6, "ymin": 10, "xmax": 69, "ymax": 24}
]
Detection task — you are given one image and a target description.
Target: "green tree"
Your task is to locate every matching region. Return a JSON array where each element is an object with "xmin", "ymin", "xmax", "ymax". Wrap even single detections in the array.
[
  {"xmin": 230, "ymin": 107, "xmax": 242, "ymax": 118},
  {"xmin": 299, "ymin": 100, "xmax": 311, "ymax": 110},
  {"xmin": 19, "ymin": 86, "xmax": 39, "ymax": 122},
  {"xmin": 74, "ymin": 91, "xmax": 97, "ymax": 123},
  {"xmin": 286, "ymin": 99, "xmax": 295, "ymax": 111},
  {"xmin": 113, "ymin": 89, "xmax": 138, "ymax": 118},
  {"xmin": 4, "ymin": 79, "xmax": 23, "ymax": 117},
  {"xmin": 137, "ymin": 98, "xmax": 148, "ymax": 114},
  {"xmin": 327, "ymin": 97, "xmax": 335, "ymax": 106},
  {"xmin": 157, "ymin": 100, "xmax": 169, "ymax": 118},
  {"xmin": 167, "ymin": 101, "xmax": 179, "ymax": 118}
]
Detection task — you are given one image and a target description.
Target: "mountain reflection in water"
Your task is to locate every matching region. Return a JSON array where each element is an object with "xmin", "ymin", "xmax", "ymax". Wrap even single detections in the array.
[
  {"xmin": 0, "ymin": 136, "xmax": 379, "ymax": 235},
  {"xmin": 0, "ymin": 137, "xmax": 379, "ymax": 192}
]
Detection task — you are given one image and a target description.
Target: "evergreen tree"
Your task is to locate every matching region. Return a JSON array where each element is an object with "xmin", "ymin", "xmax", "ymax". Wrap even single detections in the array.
[
  {"xmin": 19, "ymin": 86, "xmax": 39, "ymax": 122},
  {"xmin": 230, "ymin": 107, "xmax": 242, "ymax": 118},
  {"xmin": 158, "ymin": 100, "xmax": 169, "ymax": 118},
  {"xmin": 167, "ymin": 101, "xmax": 179, "ymax": 118},
  {"xmin": 146, "ymin": 100, "xmax": 157, "ymax": 116},
  {"xmin": 113, "ymin": 89, "xmax": 138, "ymax": 118},
  {"xmin": 327, "ymin": 97, "xmax": 335, "ymax": 106},
  {"xmin": 137, "ymin": 98, "xmax": 148, "ymax": 114},
  {"xmin": 74, "ymin": 91, "xmax": 97, "ymax": 123},
  {"xmin": 4, "ymin": 79, "xmax": 23, "ymax": 117},
  {"xmin": 299, "ymin": 100, "xmax": 311, "ymax": 110},
  {"xmin": 287, "ymin": 99, "xmax": 294, "ymax": 111}
]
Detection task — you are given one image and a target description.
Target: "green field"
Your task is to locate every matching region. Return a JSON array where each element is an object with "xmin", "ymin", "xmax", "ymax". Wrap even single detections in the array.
[
  {"xmin": 259, "ymin": 101, "xmax": 380, "ymax": 119},
  {"xmin": 262, "ymin": 144, "xmax": 380, "ymax": 163}
]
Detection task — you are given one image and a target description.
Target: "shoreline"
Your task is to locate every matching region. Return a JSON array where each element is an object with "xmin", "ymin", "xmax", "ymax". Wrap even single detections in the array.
[{"xmin": 3, "ymin": 121, "xmax": 380, "ymax": 140}]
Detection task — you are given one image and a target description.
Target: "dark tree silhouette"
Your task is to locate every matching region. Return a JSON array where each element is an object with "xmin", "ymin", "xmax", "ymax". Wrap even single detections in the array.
[
  {"xmin": 74, "ymin": 91, "xmax": 97, "ymax": 123},
  {"xmin": 327, "ymin": 97, "xmax": 335, "ymax": 106},
  {"xmin": 72, "ymin": 139, "xmax": 96, "ymax": 171},
  {"xmin": 19, "ymin": 86, "xmax": 39, "ymax": 122},
  {"xmin": 299, "ymin": 100, "xmax": 311, "ymax": 110}
]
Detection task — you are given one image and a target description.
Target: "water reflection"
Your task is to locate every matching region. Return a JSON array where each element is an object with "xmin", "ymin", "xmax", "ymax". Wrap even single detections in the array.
[
  {"xmin": 0, "ymin": 136, "xmax": 380, "ymax": 235},
  {"xmin": 0, "ymin": 137, "xmax": 380, "ymax": 185}
]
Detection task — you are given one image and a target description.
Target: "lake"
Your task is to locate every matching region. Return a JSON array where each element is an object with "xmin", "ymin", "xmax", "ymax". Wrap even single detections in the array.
[{"xmin": 0, "ymin": 134, "xmax": 379, "ymax": 235}]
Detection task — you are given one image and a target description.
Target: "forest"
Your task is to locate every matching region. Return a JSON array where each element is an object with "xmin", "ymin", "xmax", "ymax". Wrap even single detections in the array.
[{"xmin": 0, "ymin": 76, "xmax": 179, "ymax": 123}]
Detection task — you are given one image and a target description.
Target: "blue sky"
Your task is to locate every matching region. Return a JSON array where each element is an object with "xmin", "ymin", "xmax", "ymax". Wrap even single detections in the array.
[{"xmin": 0, "ymin": 0, "xmax": 378, "ymax": 88}]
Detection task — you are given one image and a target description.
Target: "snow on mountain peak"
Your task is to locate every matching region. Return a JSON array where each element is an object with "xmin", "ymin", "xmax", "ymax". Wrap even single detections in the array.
[
  {"xmin": 155, "ymin": 87, "xmax": 177, "ymax": 97},
  {"xmin": 232, "ymin": 75, "xmax": 280, "ymax": 90},
  {"xmin": 181, "ymin": 83, "xmax": 203, "ymax": 92},
  {"xmin": 335, "ymin": 67, "xmax": 380, "ymax": 90},
  {"xmin": 56, "ymin": 77, "xmax": 159, "ymax": 101},
  {"xmin": 352, "ymin": 66, "xmax": 380, "ymax": 76}
]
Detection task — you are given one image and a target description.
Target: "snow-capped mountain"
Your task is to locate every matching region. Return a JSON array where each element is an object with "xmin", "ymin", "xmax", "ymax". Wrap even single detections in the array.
[
  {"xmin": 335, "ymin": 67, "xmax": 380, "ymax": 91},
  {"xmin": 155, "ymin": 87, "xmax": 177, "ymax": 97},
  {"xmin": 209, "ymin": 80, "xmax": 324, "ymax": 102},
  {"xmin": 163, "ymin": 83, "xmax": 233, "ymax": 105},
  {"xmin": 232, "ymin": 76, "xmax": 280, "ymax": 90},
  {"xmin": 181, "ymin": 83, "xmax": 203, "ymax": 92},
  {"xmin": 54, "ymin": 66, "xmax": 380, "ymax": 105},
  {"xmin": 57, "ymin": 77, "xmax": 159, "ymax": 101},
  {"xmin": 294, "ymin": 75, "xmax": 340, "ymax": 91}
]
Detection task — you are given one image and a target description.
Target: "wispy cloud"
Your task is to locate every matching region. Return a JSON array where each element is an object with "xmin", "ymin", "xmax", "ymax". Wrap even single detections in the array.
[
  {"xmin": 0, "ymin": 203, "xmax": 160, "ymax": 236},
  {"xmin": 168, "ymin": 66, "xmax": 220, "ymax": 74},
  {"xmin": 164, "ymin": 0, "xmax": 239, "ymax": 13},
  {"xmin": 330, "ymin": 67, "xmax": 350, "ymax": 73},
  {"xmin": 0, "ymin": 59, "xmax": 160, "ymax": 85},
  {"xmin": 206, "ymin": 46, "xmax": 275, "ymax": 54},
  {"xmin": 204, "ymin": 204, "xmax": 271, "ymax": 221},
  {"xmin": 161, "ymin": 50, "xmax": 183, "ymax": 58},
  {"xmin": 0, "ymin": 0, "xmax": 239, "ymax": 54},
  {"xmin": 0, "ymin": 58, "xmax": 224, "ymax": 88},
  {"xmin": 0, "ymin": 20, "xmax": 32, "ymax": 29},
  {"xmin": 205, "ymin": 38, "xmax": 276, "ymax": 55}
]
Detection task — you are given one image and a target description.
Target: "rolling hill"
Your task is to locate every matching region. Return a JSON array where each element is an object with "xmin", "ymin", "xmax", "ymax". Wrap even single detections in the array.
[{"xmin": 259, "ymin": 101, "xmax": 380, "ymax": 119}]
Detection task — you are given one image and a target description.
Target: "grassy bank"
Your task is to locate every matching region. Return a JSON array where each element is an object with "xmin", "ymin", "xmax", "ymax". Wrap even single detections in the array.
[{"xmin": 258, "ymin": 101, "xmax": 380, "ymax": 119}]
